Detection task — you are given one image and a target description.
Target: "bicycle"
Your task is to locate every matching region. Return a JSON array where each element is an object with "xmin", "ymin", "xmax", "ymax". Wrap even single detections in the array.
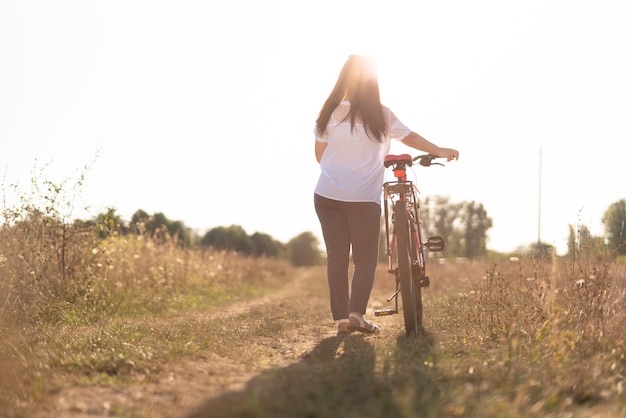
[{"xmin": 374, "ymin": 153, "xmax": 446, "ymax": 336}]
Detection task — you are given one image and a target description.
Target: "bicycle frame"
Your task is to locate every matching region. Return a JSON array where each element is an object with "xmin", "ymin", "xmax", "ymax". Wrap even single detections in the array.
[{"xmin": 375, "ymin": 154, "xmax": 445, "ymax": 336}]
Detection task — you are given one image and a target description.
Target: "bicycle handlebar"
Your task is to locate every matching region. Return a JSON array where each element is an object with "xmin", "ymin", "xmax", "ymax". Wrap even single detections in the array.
[
  {"xmin": 383, "ymin": 154, "xmax": 445, "ymax": 168},
  {"xmin": 414, "ymin": 154, "xmax": 445, "ymax": 167}
]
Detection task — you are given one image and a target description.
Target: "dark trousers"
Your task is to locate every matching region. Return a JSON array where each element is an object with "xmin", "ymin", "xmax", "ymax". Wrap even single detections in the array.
[{"xmin": 314, "ymin": 194, "xmax": 381, "ymax": 320}]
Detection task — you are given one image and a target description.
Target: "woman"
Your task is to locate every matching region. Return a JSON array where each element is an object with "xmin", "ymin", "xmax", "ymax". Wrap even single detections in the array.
[{"xmin": 314, "ymin": 55, "xmax": 459, "ymax": 336}]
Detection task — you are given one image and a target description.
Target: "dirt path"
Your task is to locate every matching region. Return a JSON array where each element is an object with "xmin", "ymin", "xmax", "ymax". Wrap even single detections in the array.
[{"xmin": 29, "ymin": 267, "xmax": 345, "ymax": 418}]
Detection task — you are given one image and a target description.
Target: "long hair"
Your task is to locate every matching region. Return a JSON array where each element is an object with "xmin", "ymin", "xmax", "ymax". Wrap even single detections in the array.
[{"xmin": 315, "ymin": 55, "xmax": 387, "ymax": 142}]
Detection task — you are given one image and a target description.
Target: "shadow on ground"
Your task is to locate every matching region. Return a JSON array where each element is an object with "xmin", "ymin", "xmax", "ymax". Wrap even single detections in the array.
[{"xmin": 188, "ymin": 331, "xmax": 437, "ymax": 418}]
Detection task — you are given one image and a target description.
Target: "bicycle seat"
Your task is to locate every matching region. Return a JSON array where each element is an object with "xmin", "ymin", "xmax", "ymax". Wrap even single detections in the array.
[{"xmin": 384, "ymin": 154, "xmax": 413, "ymax": 168}]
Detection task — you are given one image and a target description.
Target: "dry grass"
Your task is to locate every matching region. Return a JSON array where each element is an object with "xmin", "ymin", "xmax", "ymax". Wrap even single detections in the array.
[
  {"xmin": 2, "ymin": 210, "xmax": 625, "ymax": 416},
  {"xmin": 422, "ymin": 256, "xmax": 626, "ymax": 416},
  {"xmin": 0, "ymin": 219, "xmax": 293, "ymax": 417}
]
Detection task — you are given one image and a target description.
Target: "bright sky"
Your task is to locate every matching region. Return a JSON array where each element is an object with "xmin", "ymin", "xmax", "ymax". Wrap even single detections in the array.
[{"xmin": 1, "ymin": 0, "xmax": 625, "ymax": 255}]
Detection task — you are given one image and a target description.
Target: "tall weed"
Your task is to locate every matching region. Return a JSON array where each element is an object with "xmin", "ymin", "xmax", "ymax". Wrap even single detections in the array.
[
  {"xmin": 0, "ymin": 165, "xmax": 293, "ymax": 416},
  {"xmin": 434, "ymin": 252, "xmax": 626, "ymax": 412}
]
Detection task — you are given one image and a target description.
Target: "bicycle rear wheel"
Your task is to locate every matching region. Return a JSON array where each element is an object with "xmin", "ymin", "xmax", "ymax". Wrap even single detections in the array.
[{"xmin": 394, "ymin": 200, "xmax": 422, "ymax": 336}]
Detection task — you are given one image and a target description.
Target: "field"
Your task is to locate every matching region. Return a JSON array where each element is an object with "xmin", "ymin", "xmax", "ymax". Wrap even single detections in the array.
[{"xmin": 1, "ymin": 227, "xmax": 625, "ymax": 417}]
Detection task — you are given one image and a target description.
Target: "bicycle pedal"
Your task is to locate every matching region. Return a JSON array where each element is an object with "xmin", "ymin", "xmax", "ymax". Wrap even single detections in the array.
[
  {"xmin": 420, "ymin": 276, "xmax": 430, "ymax": 287},
  {"xmin": 374, "ymin": 309, "xmax": 397, "ymax": 316},
  {"xmin": 425, "ymin": 235, "xmax": 445, "ymax": 252}
]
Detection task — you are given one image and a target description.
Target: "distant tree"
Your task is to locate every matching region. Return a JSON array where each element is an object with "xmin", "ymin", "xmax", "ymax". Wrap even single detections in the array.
[
  {"xmin": 578, "ymin": 224, "xmax": 593, "ymax": 250},
  {"xmin": 128, "ymin": 210, "xmax": 191, "ymax": 246},
  {"xmin": 250, "ymin": 232, "xmax": 285, "ymax": 258},
  {"xmin": 151, "ymin": 212, "xmax": 170, "ymax": 235},
  {"xmin": 602, "ymin": 199, "xmax": 626, "ymax": 256},
  {"xmin": 130, "ymin": 209, "xmax": 150, "ymax": 233},
  {"xmin": 201, "ymin": 225, "xmax": 253, "ymax": 255},
  {"xmin": 577, "ymin": 224, "xmax": 605, "ymax": 258},
  {"xmin": 459, "ymin": 201, "xmax": 492, "ymax": 258},
  {"xmin": 567, "ymin": 224, "xmax": 603, "ymax": 260},
  {"xmin": 93, "ymin": 207, "xmax": 126, "ymax": 238},
  {"xmin": 422, "ymin": 196, "xmax": 462, "ymax": 258},
  {"xmin": 446, "ymin": 229, "xmax": 465, "ymax": 259},
  {"xmin": 419, "ymin": 196, "xmax": 493, "ymax": 258},
  {"xmin": 167, "ymin": 219, "xmax": 192, "ymax": 247},
  {"xmin": 530, "ymin": 241, "xmax": 555, "ymax": 260},
  {"xmin": 287, "ymin": 232, "xmax": 323, "ymax": 267}
]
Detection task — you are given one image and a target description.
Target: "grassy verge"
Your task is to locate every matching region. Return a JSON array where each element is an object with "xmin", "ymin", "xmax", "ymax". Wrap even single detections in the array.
[
  {"xmin": 0, "ymin": 226, "xmax": 294, "ymax": 417},
  {"xmin": 423, "ymin": 257, "xmax": 626, "ymax": 417}
]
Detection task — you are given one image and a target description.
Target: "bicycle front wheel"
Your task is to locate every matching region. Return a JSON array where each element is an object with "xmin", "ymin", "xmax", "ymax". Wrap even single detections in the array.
[{"xmin": 394, "ymin": 200, "xmax": 422, "ymax": 336}]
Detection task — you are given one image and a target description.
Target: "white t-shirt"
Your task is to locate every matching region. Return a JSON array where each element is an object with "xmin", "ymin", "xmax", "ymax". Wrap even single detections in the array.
[{"xmin": 314, "ymin": 101, "xmax": 411, "ymax": 204}]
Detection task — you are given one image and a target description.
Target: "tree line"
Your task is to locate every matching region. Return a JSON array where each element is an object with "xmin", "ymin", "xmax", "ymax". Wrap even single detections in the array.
[
  {"xmin": 87, "ymin": 196, "xmax": 626, "ymax": 266},
  {"xmin": 420, "ymin": 196, "xmax": 493, "ymax": 259},
  {"xmin": 420, "ymin": 197, "xmax": 626, "ymax": 260},
  {"xmin": 87, "ymin": 208, "xmax": 323, "ymax": 267},
  {"xmin": 86, "ymin": 196, "xmax": 495, "ymax": 267},
  {"xmin": 15, "ymin": 197, "xmax": 623, "ymax": 268}
]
